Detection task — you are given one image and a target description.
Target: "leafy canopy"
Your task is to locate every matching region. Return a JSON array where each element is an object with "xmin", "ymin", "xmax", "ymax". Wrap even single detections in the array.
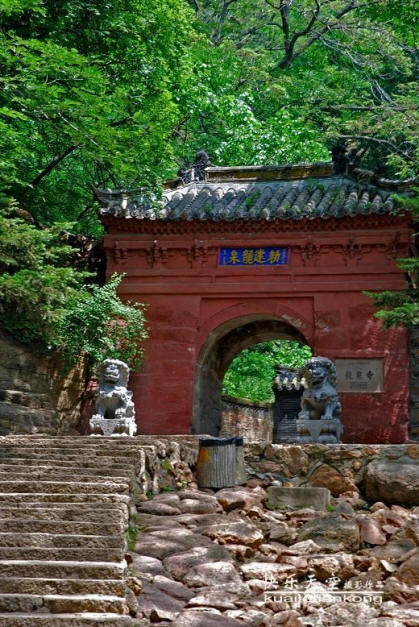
[
  {"xmin": 223, "ymin": 340, "xmax": 312, "ymax": 402},
  {"xmin": 1, "ymin": 0, "xmax": 416, "ymax": 237}
]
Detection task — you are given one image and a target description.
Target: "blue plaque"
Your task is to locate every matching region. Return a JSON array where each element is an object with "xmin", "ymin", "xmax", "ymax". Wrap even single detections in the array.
[{"xmin": 219, "ymin": 247, "xmax": 289, "ymax": 266}]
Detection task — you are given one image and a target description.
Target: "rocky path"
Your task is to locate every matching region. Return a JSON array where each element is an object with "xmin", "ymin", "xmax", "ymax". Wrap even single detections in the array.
[{"xmin": 133, "ymin": 485, "xmax": 419, "ymax": 627}]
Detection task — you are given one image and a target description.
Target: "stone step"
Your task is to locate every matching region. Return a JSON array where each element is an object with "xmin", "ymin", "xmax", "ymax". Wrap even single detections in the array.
[
  {"xmin": 0, "ymin": 474, "xmax": 133, "ymax": 491},
  {"xmin": 0, "ymin": 452, "xmax": 144, "ymax": 464},
  {"xmin": 0, "ymin": 480, "xmax": 129, "ymax": 494},
  {"xmin": 0, "ymin": 458, "xmax": 131, "ymax": 472},
  {"xmin": 0, "ymin": 444, "xmax": 155, "ymax": 454},
  {"xmin": 0, "ymin": 533, "xmax": 125, "ymax": 549},
  {"xmin": 0, "ymin": 464, "xmax": 133, "ymax": 478},
  {"xmin": 0, "ymin": 493, "xmax": 130, "ymax": 505},
  {"xmin": 0, "ymin": 577, "xmax": 126, "ymax": 596},
  {"xmin": 1, "ymin": 435, "xmax": 178, "ymax": 443},
  {"xmin": 0, "ymin": 547, "xmax": 125, "ymax": 562},
  {"xmin": 0, "ymin": 593, "xmax": 128, "ymax": 614},
  {"xmin": 0, "ymin": 560, "xmax": 126, "ymax": 579},
  {"xmin": 0, "ymin": 519, "xmax": 123, "ymax": 535},
  {"xmin": 0, "ymin": 446, "xmax": 153, "ymax": 456},
  {"xmin": 0, "ymin": 613, "xmax": 139, "ymax": 625},
  {"xmin": 0, "ymin": 506, "xmax": 127, "ymax": 524}
]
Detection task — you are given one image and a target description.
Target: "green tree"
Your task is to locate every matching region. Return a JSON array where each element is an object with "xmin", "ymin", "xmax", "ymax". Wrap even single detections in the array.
[
  {"xmin": 223, "ymin": 339, "xmax": 312, "ymax": 401},
  {"xmin": 186, "ymin": 0, "xmax": 418, "ymax": 177},
  {"xmin": 366, "ymin": 193, "xmax": 419, "ymax": 328},
  {"xmin": 0, "ymin": 0, "xmax": 197, "ymax": 232},
  {"xmin": 0, "ymin": 197, "xmax": 148, "ymax": 370}
]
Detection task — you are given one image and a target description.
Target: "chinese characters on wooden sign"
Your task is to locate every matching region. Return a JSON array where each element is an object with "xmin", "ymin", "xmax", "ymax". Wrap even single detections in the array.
[
  {"xmin": 336, "ymin": 359, "xmax": 383, "ymax": 393},
  {"xmin": 219, "ymin": 247, "xmax": 289, "ymax": 266}
]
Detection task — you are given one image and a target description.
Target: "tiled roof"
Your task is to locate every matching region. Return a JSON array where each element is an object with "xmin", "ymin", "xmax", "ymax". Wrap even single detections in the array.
[{"xmin": 96, "ymin": 163, "xmax": 403, "ymax": 222}]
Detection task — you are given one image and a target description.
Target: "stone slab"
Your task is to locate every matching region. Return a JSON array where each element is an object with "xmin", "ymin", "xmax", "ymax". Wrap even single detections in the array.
[
  {"xmin": 336, "ymin": 358, "xmax": 383, "ymax": 393},
  {"xmin": 266, "ymin": 486, "xmax": 331, "ymax": 511}
]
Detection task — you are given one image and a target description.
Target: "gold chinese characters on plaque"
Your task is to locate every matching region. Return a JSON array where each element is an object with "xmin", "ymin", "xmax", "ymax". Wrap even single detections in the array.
[{"xmin": 335, "ymin": 359, "xmax": 383, "ymax": 393}]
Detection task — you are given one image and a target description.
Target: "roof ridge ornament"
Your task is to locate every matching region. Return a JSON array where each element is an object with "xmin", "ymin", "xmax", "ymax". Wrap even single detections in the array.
[{"xmin": 178, "ymin": 150, "xmax": 213, "ymax": 185}]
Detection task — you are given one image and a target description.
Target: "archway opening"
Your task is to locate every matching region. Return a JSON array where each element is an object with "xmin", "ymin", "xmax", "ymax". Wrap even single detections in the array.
[
  {"xmin": 193, "ymin": 316, "xmax": 312, "ymax": 436},
  {"xmin": 223, "ymin": 339, "xmax": 312, "ymax": 403}
]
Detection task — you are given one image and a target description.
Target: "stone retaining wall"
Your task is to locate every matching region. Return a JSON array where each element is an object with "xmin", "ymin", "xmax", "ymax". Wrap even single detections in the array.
[
  {"xmin": 0, "ymin": 331, "xmax": 87, "ymax": 435},
  {"xmin": 220, "ymin": 395, "xmax": 273, "ymax": 444},
  {"xmin": 245, "ymin": 442, "xmax": 419, "ymax": 503}
]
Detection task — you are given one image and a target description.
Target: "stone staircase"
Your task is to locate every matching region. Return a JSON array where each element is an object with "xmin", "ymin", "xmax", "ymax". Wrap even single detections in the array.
[{"xmin": 0, "ymin": 435, "xmax": 175, "ymax": 625}]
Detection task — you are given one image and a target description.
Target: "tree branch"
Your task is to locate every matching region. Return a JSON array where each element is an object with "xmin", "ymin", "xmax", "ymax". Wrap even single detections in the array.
[
  {"xmin": 271, "ymin": 0, "xmax": 360, "ymax": 70},
  {"xmin": 339, "ymin": 134, "xmax": 413, "ymax": 159},
  {"xmin": 29, "ymin": 144, "xmax": 79, "ymax": 188}
]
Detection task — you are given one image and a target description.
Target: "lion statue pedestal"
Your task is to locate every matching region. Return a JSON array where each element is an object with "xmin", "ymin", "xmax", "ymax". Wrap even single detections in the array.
[
  {"xmin": 296, "ymin": 357, "xmax": 343, "ymax": 444},
  {"xmin": 89, "ymin": 359, "xmax": 137, "ymax": 437}
]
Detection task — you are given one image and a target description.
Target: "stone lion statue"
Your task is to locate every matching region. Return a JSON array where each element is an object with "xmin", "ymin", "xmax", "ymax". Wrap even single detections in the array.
[
  {"xmin": 297, "ymin": 357, "xmax": 343, "ymax": 443},
  {"xmin": 90, "ymin": 358, "xmax": 137, "ymax": 436}
]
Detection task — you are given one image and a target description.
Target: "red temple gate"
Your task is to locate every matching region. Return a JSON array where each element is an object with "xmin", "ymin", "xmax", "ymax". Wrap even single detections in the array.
[{"xmin": 97, "ymin": 162, "xmax": 413, "ymax": 443}]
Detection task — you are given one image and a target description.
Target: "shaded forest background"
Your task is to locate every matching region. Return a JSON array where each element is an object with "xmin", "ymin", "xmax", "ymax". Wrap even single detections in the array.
[{"xmin": 0, "ymin": 0, "xmax": 417, "ymax": 383}]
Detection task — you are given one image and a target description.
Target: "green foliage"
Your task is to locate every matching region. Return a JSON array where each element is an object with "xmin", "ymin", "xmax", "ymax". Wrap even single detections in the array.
[
  {"xmin": 366, "ymin": 192, "xmax": 419, "ymax": 328},
  {"xmin": 0, "ymin": 0, "xmax": 417, "ymax": 360},
  {"xmin": 0, "ymin": 199, "xmax": 90, "ymax": 344},
  {"xmin": 57, "ymin": 273, "xmax": 148, "ymax": 372},
  {"xmin": 0, "ymin": 0, "xmax": 197, "ymax": 232},
  {"xmin": 0, "ymin": 199, "xmax": 148, "ymax": 369},
  {"xmin": 223, "ymin": 339, "xmax": 312, "ymax": 402},
  {"xmin": 1, "ymin": 0, "xmax": 416, "ymax": 240}
]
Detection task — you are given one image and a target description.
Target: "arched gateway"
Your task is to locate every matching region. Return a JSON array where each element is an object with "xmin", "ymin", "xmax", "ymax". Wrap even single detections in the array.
[{"xmin": 96, "ymin": 161, "xmax": 413, "ymax": 443}]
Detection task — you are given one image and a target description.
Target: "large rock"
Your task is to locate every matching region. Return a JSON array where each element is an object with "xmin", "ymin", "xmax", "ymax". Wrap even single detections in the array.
[
  {"xmin": 268, "ymin": 521, "xmax": 298, "ymax": 545},
  {"xmin": 179, "ymin": 498, "xmax": 221, "ymax": 514},
  {"xmin": 267, "ymin": 486, "xmax": 330, "ymax": 511},
  {"xmin": 135, "ymin": 528, "xmax": 212, "ymax": 560},
  {"xmin": 131, "ymin": 554, "xmax": 165, "ymax": 576},
  {"xmin": 395, "ymin": 549, "xmax": 419, "ymax": 586},
  {"xmin": 137, "ymin": 582, "xmax": 185, "ymax": 621},
  {"xmin": 365, "ymin": 460, "xmax": 419, "ymax": 505},
  {"xmin": 369, "ymin": 538, "xmax": 417, "ymax": 562},
  {"xmin": 264, "ymin": 444, "xmax": 309, "ymax": 476},
  {"xmin": 359, "ymin": 516, "xmax": 387, "ymax": 545},
  {"xmin": 315, "ymin": 601, "xmax": 379, "ymax": 626},
  {"xmin": 216, "ymin": 489, "xmax": 251, "ymax": 512},
  {"xmin": 307, "ymin": 553, "xmax": 355, "ymax": 580},
  {"xmin": 182, "ymin": 561, "xmax": 243, "ymax": 587},
  {"xmin": 384, "ymin": 576, "xmax": 419, "ymax": 603},
  {"xmin": 153, "ymin": 575, "xmax": 194, "ymax": 601},
  {"xmin": 136, "ymin": 500, "xmax": 181, "ymax": 516},
  {"xmin": 381, "ymin": 603, "xmax": 419, "ymax": 626},
  {"xmin": 309, "ymin": 463, "xmax": 357, "ymax": 496},
  {"xmin": 199, "ymin": 520, "xmax": 264, "ymax": 548},
  {"xmin": 187, "ymin": 588, "xmax": 239, "ymax": 610},
  {"xmin": 240, "ymin": 562, "xmax": 295, "ymax": 581},
  {"xmin": 173, "ymin": 609, "xmax": 245, "ymax": 627},
  {"xmin": 297, "ymin": 514, "xmax": 360, "ymax": 551},
  {"xmin": 164, "ymin": 545, "xmax": 231, "ymax": 580}
]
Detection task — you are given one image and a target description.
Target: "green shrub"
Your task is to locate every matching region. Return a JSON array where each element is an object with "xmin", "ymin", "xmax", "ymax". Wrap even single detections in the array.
[
  {"xmin": 57, "ymin": 273, "xmax": 148, "ymax": 372},
  {"xmin": 0, "ymin": 200, "xmax": 148, "ymax": 371}
]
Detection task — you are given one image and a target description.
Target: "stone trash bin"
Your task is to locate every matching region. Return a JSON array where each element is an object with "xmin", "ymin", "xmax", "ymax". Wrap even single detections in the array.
[
  {"xmin": 197, "ymin": 436, "xmax": 237, "ymax": 489},
  {"xmin": 197, "ymin": 436, "xmax": 248, "ymax": 488}
]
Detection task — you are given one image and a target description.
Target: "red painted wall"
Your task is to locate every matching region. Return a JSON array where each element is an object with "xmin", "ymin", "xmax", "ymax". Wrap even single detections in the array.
[{"xmin": 102, "ymin": 214, "xmax": 411, "ymax": 443}]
